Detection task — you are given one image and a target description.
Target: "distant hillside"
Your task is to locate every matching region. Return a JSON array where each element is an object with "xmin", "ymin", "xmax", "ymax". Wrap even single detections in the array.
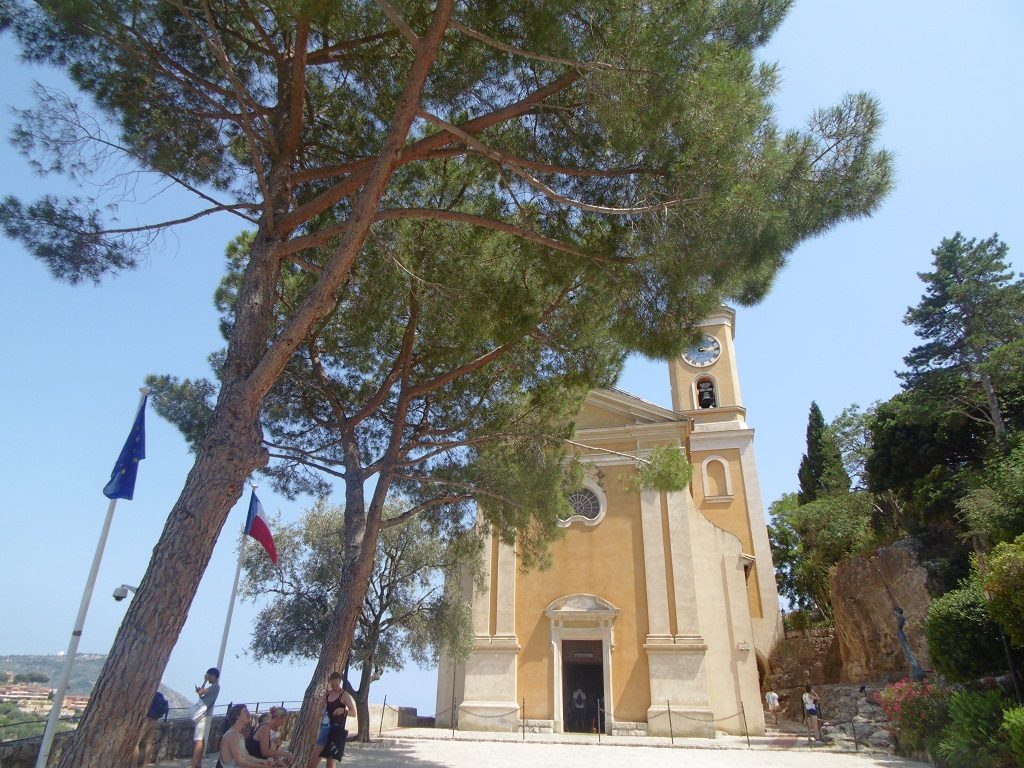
[{"xmin": 0, "ymin": 655, "xmax": 190, "ymax": 710}]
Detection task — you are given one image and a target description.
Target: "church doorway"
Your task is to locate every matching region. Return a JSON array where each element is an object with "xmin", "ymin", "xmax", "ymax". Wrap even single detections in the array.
[{"xmin": 562, "ymin": 640, "xmax": 604, "ymax": 733}]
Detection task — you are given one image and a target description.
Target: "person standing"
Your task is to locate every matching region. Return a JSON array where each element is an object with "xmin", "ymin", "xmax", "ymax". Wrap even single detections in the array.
[
  {"xmin": 802, "ymin": 684, "xmax": 822, "ymax": 741},
  {"xmin": 764, "ymin": 688, "xmax": 781, "ymax": 727},
  {"xmin": 571, "ymin": 688, "xmax": 586, "ymax": 732},
  {"xmin": 135, "ymin": 690, "xmax": 168, "ymax": 765},
  {"xmin": 191, "ymin": 667, "xmax": 221, "ymax": 768},
  {"xmin": 307, "ymin": 672, "xmax": 355, "ymax": 768}
]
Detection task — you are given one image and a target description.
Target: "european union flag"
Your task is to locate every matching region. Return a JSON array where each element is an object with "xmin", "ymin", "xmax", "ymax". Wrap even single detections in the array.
[{"xmin": 102, "ymin": 395, "xmax": 148, "ymax": 500}]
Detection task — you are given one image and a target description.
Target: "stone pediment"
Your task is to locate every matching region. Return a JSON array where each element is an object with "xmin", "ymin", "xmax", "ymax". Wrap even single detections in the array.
[
  {"xmin": 545, "ymin": 594, "xmax": 620, "ymax": 617},
  {"xmin": 576, "ymin": 388, "xmax": 682, "ymax": 430}
]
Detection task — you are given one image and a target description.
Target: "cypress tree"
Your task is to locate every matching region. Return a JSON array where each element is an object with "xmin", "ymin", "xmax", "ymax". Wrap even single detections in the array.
[{"xmin": 798, "ymin": 401, "xmax": 851, "ymax": 503}]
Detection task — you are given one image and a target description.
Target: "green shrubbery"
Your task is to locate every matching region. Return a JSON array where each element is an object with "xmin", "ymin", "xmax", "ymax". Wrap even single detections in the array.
[
  {"xmin": 937, "ymin": 689, "xmax": 1014, "ymax": 768},
  {"xmin": 880, "ymin": 681, "xmax": 1021, "ymax": 767},
  {"xmin": 925, "ymin": 576, "xmax": 1007, "ymax": 682},
  {"xmin": 1003, "ymin": 707, "xmax": 1024, "ymax": 765},
  {"xmin": 985, "ymin": 535, "xmax": 1024, "ymax": 647}
]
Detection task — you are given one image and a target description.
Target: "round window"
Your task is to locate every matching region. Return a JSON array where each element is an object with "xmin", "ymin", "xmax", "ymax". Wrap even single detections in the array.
[{"xmin": 567, "ymin": 488, "xmax": 601, "ymax": 520}]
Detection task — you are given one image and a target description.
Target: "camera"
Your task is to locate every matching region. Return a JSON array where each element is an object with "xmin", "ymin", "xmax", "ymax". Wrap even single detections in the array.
[{"xmin": 112, "ymin": 584, "xmax": 136, "ymax": 601}]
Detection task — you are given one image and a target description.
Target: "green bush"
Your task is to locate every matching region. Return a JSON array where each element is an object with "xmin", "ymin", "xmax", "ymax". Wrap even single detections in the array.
[
  {"xmin": 926, "ymin": 577, "xmax": 1007, "ymax": 682},
  {"xmin": 1003, "ymin": 707, "xmax": 1024, "ymax": 765},
  {"xmin": 879, "ymin": 678, "xmax": 951, "ymax": 755},
  {"xmin": 985, "ymin": 535, "xmax": 1024, "ymax": 646},
  {"xmin": 937, "ymin": 689, "xmax": 1013, "ymax": 768}
]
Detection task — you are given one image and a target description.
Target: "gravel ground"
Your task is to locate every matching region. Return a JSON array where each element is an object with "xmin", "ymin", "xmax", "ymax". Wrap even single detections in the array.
[{"xmin": 173, "ymin": 727, "xmax": 928, "ymax": 768}]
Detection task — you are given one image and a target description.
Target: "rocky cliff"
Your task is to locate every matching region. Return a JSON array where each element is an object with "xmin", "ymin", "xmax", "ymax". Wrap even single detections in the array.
[{"xmin": 829, "ymin": 539, "xmax": 933, "ymax": 682}]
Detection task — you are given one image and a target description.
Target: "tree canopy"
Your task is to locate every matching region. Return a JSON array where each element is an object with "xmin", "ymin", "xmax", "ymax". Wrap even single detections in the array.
[
  {"xmin": 0, "ymin": 2, "xmax": 892, "ymax": 764},
  {"xmin": 240, "ymin": 499, "xmax": 483, "ymax": 740},
  {"xmin": 901, "ymin": 233, "xmax": 1024, "ymax": 450}
]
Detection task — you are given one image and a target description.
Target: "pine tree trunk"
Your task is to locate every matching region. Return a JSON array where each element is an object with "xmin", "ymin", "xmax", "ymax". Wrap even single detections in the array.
[
  {"xmin": 980, "ymin": 370, "xmax": 1008, "ymax": 453},
  {"xmin": 288, "ymin": 506, "xmax": 382, "ymax": 765},
  {"xmin": 55, "ymin": 393, "xmax": 268, "ymax": 767},
  {"xmin": 54, "ymin": 5, "xmax": 451, "ymax": 763},
  {"xmin": 56, "ymin": 223, "xmax": 285, "ymax": 767}
]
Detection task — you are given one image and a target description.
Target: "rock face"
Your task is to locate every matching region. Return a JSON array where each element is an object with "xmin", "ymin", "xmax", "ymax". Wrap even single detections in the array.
[
  {"xmin": 830, "ymin": 540, "xmax": 932, "ymax": 682},
  {"xmin": 817, "ymin": 683, "xmax": 894, "ymax": 752}
]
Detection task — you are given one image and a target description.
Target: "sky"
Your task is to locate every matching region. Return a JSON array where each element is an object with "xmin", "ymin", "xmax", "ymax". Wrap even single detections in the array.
[{"xmin": 2, "ymin": 2, "xmax": 1023, "ymax": 718}]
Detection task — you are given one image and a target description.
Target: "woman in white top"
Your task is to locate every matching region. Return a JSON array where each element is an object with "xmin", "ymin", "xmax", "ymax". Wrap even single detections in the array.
[{"xmin": 802, "ymin": 684, "xmax": 822, "ymax": 741}]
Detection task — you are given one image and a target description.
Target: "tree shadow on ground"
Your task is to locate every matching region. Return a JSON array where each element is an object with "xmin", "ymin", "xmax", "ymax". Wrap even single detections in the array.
[{"xmin": 341, "ymin": 741, "xmax": 449, "ymax": 768}]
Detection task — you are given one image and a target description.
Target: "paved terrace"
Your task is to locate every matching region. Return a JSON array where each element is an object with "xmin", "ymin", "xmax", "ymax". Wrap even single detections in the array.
[{"xmin": 161, "ymin": 726, "xmax": 927, "ymax": 768}]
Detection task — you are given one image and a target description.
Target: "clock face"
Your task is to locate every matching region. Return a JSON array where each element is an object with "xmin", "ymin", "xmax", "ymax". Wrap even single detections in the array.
[{"xmin": 683, "ymin": 334, "xmax": 721, "ymax": 367}]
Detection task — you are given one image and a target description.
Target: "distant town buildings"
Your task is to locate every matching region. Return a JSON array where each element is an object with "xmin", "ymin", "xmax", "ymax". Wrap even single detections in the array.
[{"xmin": 0, "ymin": 674, "xmax": 88, "ymax": 717}]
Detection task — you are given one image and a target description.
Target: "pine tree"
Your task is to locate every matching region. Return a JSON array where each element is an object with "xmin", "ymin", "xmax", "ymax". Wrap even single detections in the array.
[
  {"xmin": 902, "ymin": 233, "xmax": 1024, "ymax": 452},
  {"xmin": 0, "ymin": 2, "xmax": 892, "ymax": 764}
]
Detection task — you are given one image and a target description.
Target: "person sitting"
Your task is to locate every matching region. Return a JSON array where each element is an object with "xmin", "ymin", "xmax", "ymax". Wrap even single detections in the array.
[
  {"xmin": 246, "ymin": 707, "xmax": 293, "ymax": 765},
  {"xmin": 216, "ymin": 704, "xmax": 282, "ymax": 768}
]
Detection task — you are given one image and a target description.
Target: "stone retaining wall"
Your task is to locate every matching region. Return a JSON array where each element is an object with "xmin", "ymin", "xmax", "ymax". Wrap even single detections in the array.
[{"xmin": 1, "ymin": 702, "xmax": 422, "ymax": 768}]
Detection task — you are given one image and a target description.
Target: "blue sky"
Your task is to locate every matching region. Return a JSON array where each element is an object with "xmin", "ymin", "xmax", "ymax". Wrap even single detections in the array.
[{"xmin": 2, "ymin": 2, "xmax": 1022, "ymax": 716}]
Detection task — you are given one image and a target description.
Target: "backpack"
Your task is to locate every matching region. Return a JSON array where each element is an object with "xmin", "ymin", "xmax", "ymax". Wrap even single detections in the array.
[{"xmin": 148, "ymin": 692, "xmax": 170, "ymax": 720}]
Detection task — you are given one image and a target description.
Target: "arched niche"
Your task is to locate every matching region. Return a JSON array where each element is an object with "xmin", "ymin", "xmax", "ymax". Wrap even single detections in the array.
[{"xmin": 700, "ymin": 455, "xmax": 733, "ymax": 501}]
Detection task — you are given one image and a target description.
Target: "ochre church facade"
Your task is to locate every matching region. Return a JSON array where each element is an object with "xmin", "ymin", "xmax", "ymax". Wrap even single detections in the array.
[{"xmin": 436, "ymin": 307, "xmax": 780, "ymax": 737}]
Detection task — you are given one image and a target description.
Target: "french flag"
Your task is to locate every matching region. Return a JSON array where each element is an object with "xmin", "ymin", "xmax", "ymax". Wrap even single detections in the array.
[{"xmin": 244, "ymin": 490, "xmax": 278, "ymax": 564}]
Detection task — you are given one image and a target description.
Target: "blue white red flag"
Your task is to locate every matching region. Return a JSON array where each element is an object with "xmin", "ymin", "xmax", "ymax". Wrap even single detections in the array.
[
  {"xmin": 243, "ymin": 490, "xmax": 277, "ymax": 563},
  {"xmin": 102, "ymin": 395, "xmax": 147, "ymax": 500}
]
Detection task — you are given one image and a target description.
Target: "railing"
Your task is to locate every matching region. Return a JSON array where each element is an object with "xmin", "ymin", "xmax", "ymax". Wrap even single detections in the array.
[
  {"xmin": 0, "ymin": 716, "xmax": 80, "ymax": 742},
  {"xmin": 0, "ymin": 700, "xmax": 310, "ymax": 744}
]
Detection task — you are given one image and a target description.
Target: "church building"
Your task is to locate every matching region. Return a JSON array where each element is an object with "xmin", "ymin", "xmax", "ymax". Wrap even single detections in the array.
[{"xmin": 436, "ymin": 307, "xmax": 780, "ymax": 737}]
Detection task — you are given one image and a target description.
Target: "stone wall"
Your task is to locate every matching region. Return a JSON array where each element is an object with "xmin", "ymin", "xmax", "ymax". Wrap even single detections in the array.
[
  {"xmin": 767, "ymin": 631, "xmax": 841, "ymax": 689},
  {"xmin": 1, "ymin": 702, "xmax": 422, "ymax": 768},
  {"xmin": 816, "ymin": 683, "xmax": 894, "ymax": 752},
  {"xmin": 0, "ymin": 717, "xmax": 220, "ymax": 768},
  {"xmin": 829, "ymin": 539, "xmax": 933, "ymax": 683},
  {"xmin": 765, "ymin": 629, "xmax": 841, "ymax": 720}
]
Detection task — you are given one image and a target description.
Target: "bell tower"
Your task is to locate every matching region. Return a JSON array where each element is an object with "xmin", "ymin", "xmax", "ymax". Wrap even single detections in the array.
[
  {"xmin": 669, "ymin": 306, "xmax": 780, "ymax": 658},
  {"xmin": 668, "ymin": 307, "xmax": 745, "ymax": 423}
]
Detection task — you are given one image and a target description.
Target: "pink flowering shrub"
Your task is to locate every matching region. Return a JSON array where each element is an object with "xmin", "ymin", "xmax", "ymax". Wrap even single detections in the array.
[{"xmin": 879, "ymin": 678, "xmax": 952, "ymax": 755}]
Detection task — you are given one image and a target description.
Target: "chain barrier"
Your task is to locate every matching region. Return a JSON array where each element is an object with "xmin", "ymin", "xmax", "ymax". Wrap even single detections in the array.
[
  {"xmin": 646, "ymin": 706, "xmax": 742, "ymax": 724},
  {"xmin": 461, "ymin": 706, "xmax": 521, "ymax": 719}
]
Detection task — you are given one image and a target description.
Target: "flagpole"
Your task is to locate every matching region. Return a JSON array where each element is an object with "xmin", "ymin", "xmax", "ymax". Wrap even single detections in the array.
[
  {"xmin": 201, "ymin": 488, "xmax": 252, "ymax": 752},
  {"xmin": 35, "ymin": 387, "xmax": 148, "ymax": 768},
  {"xmin": 217, "ymin": 518, "xmax": 249, "ymax": 673}
]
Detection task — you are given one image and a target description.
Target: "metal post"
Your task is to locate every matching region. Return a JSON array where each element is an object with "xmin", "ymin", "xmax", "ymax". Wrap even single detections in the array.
[
  {"xmin": 521, "ymin": 698, "xmax": 525, "ymax": 741},
  {"xmin": 450, "ymin": 662, "xmax": 457, "ymax": 738},
  {"xmin": 741, "ymin": 702, "xmax": 750, "ymax": 748},
  {"xmin": 596, "ymin": 700, "xmax": 601, "ymax": 744},
  {"xmin": 666, "ymin": 699, "xmax": 674, "ymax": 745},
  {"xmin": 851, "ymin": 696, "xmax": 859, "ymax": 752},
  {"xmin": 35, "ymin": 499, "xmax": 118, "ymax": 768},
  {"xmin": 379, "ymin": 694, "xmax": 387, "ymax": 737}
]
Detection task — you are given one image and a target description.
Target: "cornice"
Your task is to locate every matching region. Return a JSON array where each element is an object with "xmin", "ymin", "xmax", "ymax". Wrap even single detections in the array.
[{"xmin": 585, "ymin": 388, "xmax": 679, "ymax": 424}]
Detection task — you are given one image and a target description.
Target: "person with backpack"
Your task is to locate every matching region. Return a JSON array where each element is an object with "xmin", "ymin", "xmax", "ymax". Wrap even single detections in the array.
[{"xmin": 135, "ymin": 690, "xmax": 169, "ymax": 766}]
